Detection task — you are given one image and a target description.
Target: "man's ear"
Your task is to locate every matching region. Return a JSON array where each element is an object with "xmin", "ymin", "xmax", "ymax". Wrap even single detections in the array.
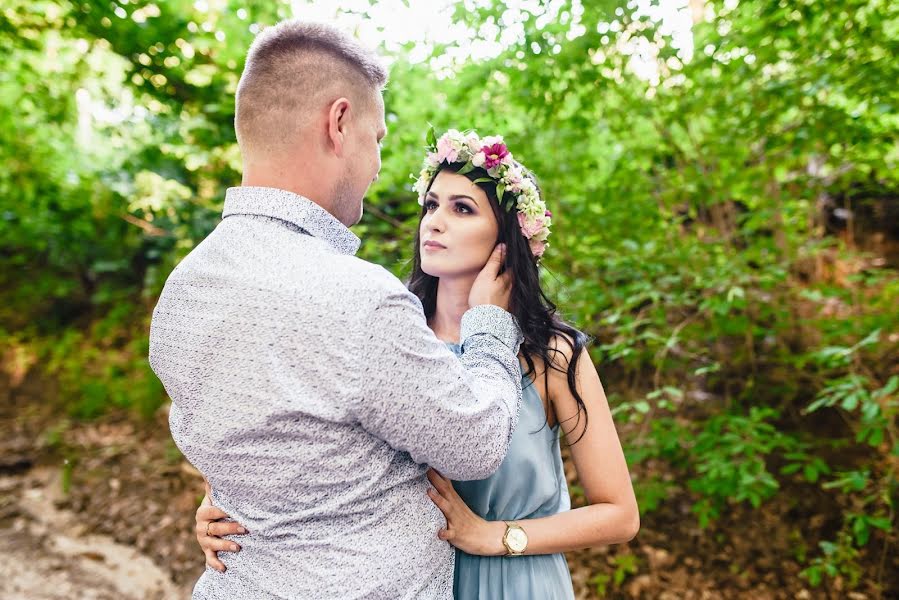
[{"xmin": 326, "ymin": 97, "xmax": 351, "ymax": 157}]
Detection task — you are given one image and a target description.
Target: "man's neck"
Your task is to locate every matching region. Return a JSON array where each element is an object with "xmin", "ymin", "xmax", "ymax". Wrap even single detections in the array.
[{"xmin": 241, "ymin": 165, "xmax": 334, "ymax": 216}]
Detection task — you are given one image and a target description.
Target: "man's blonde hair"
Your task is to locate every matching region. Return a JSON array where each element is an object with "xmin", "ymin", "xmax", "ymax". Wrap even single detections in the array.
[{"xmin": 235, "ymin": 20, "xmax": 388, "ymax": 156}]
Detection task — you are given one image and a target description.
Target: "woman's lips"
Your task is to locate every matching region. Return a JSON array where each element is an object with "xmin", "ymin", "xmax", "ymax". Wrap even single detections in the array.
[{"xmin": 423, "ymin": 240, "xmax": 447, "ymax": 250}]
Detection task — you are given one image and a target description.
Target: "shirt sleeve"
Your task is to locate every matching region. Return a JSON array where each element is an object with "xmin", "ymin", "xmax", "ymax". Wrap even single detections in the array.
[{"xmin": 348, "ymin": 288, "xmax": 524, "ymax": 481}]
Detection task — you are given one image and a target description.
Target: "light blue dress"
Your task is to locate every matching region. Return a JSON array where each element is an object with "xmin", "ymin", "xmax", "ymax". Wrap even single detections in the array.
[{"xmin": 447, "ymin": 343, "xmax": 576, "ymax": 600}]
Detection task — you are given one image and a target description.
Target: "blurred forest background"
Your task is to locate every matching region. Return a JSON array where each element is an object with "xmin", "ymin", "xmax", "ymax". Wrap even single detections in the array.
[{"xmin": 1, "ymin": 0, "xmax": 897, "ymax": 598}]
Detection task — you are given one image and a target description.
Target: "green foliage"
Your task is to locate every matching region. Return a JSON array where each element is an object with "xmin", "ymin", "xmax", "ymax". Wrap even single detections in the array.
[
  {"xmin": 588, "ymin": 551, "xmax": 640, "ymax": 596},
  {"xmin": 688, "ymin": 408, "xmax": 799, "ymax": 526},
  {"xmin": 3, "ymin": 0, "xmax": 898, "ymax": 593},
  {"xmin": 611, "ymin": 552, "xmax": 640, "ymax": 587},
  {"xmin": 588, "ymin": 572, "xmax": 612, "ymax": 597},
  {"xmin": 630, "ymin": 476, "xmax": 673, "ymax": 514},
  {"xmin": 800, "ymin": 532, "xmax": 863, "ymax": 588},
  {"xmin": 40, "ymin": 305, "xmax": 165, "ymax": 419}
]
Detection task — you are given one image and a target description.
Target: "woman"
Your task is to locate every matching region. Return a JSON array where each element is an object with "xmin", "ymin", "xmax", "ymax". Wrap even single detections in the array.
[{"xmin": 195, "ymin": 129, "xmax": 639, "ymax": 599}]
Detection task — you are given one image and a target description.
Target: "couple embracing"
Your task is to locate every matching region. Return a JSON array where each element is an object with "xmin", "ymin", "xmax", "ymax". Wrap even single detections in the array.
[{"xmin": 149, "ymin": 19, "xmax": 638, "ymax": 600}]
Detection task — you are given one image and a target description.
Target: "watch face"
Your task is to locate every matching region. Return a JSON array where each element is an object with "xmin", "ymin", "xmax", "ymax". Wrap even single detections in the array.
[{"xmin": 507, "ymin": 528, "xmax": 527, "ymax": 552}]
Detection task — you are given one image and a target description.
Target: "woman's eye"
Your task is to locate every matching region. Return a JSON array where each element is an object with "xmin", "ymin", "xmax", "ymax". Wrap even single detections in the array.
[
  {"xmin": 455, "ymin": 203, "xmax": 472, "ymax": 214},
  {"xmin": 424, "ymin": 200, "xmax": 438, "ymax": 211}
]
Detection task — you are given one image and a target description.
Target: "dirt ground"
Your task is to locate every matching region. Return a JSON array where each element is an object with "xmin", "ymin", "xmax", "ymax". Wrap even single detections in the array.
[
  {"xmin": 0, "ymin": 466, "xmax": 191, "ymax": 599},
  {"xmin": 2, "ymin": 374, "xmax": 895, "ymax": 599}
]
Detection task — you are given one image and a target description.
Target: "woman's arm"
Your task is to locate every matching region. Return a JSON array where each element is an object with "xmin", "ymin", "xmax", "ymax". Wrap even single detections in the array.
[
  {"xmin": 530, "ymin": 339, "xmax": 640, "ymax": 552},
  {"xmin": 426, "ymin": 339, "xmax": 639, "ymax": 556}
]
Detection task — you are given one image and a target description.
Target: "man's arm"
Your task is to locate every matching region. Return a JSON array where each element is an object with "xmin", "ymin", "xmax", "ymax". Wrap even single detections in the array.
[{"xmin": 349, "ymin": 290, "xmax": 523, "ymax": 481}]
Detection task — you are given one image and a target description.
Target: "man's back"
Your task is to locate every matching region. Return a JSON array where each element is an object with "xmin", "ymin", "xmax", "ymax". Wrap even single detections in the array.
[{"xmin": 150, "ymin": 188, "xmax": 523, "ymax": 599}]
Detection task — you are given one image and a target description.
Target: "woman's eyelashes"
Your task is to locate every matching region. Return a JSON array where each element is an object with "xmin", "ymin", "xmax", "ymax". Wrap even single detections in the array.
[{"xmin": 424, "ymin": 199, "xmax": 474, "ymax": 214}]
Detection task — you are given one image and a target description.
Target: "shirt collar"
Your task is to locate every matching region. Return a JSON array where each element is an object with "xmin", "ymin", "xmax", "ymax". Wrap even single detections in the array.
[{"xmin": 222, "ymin": 186, "xmax": 361, "ymax": 256}]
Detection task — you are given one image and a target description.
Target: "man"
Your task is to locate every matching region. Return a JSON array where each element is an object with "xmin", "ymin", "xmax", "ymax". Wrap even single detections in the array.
[{"xmin": 148, "ymin": 20, "xmax": 523, "ymax": 599}]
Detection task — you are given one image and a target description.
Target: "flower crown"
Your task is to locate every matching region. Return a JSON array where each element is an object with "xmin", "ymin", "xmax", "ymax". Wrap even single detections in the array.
[{"xmin": 412, "ymin": 128, "xmax": 552, "ymax": 258}]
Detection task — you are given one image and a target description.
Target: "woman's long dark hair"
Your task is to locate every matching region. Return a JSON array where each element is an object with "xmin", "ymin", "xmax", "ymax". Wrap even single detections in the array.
[{"xmin": 408, "ymin": 163, "xmax": 591, "ymax": 442}]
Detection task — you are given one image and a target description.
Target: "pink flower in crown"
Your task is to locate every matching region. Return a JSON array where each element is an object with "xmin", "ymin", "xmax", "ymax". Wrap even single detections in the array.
[
  {"xmin": 481, "ymin": 143, "xmax": 509, "ymax": 169},
  {"xmin": 436, "ymin": 136, "xmax": 459, "ymax": 164},
  {"xmin": 517, "ymin": 212, "xmax": 546, "ymax": 239},
  {"xmin": 529, "ymin": 238, "xmax": 547, "ymax": 257},
  {"xmin": 545, "ymin": 210, "xmax": 552, "ymax": 218}
]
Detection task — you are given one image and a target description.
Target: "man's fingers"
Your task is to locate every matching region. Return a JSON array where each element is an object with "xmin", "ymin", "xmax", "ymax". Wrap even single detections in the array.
[
  {"xmin": 480, "ymin": 243, "xmax": 506, "ymax": 280},
  {"xmin": 469, "ymin": 243, "xmax": 512, "ymax": 309},
  {"xmin": 490, "ymin": 244, "xmax": 506, "ymax": 274}
]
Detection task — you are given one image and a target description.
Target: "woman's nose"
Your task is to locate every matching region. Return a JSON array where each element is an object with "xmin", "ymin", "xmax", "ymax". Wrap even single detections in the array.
[{"xmin": 428, "ymin": 209, "xmax": 446, "ymax": 232}]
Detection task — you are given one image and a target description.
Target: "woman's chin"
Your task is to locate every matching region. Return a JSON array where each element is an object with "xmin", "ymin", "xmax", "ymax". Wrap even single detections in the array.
[
  {"xmin": 421, "ymin": 261, "xmax": 463, "ymax": 279},
  {"xmin": 421, "ymin": 264, "xmax": 443, "ymax": 278},
  {"xmin": 421, "ymin": 262, "xmax": 488, "ymax": 280}
]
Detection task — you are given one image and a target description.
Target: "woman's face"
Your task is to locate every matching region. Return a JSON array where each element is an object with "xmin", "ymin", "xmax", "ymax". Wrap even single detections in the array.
[{"xmin": 419, "ymin": 170, "xmax": 499, "ymax": 279}]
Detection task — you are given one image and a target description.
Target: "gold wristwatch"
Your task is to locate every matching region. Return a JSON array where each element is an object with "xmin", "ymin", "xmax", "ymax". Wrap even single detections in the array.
[{"xmin": 502, "ymin": 521, "xmax": 528, "ymax": 556}]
